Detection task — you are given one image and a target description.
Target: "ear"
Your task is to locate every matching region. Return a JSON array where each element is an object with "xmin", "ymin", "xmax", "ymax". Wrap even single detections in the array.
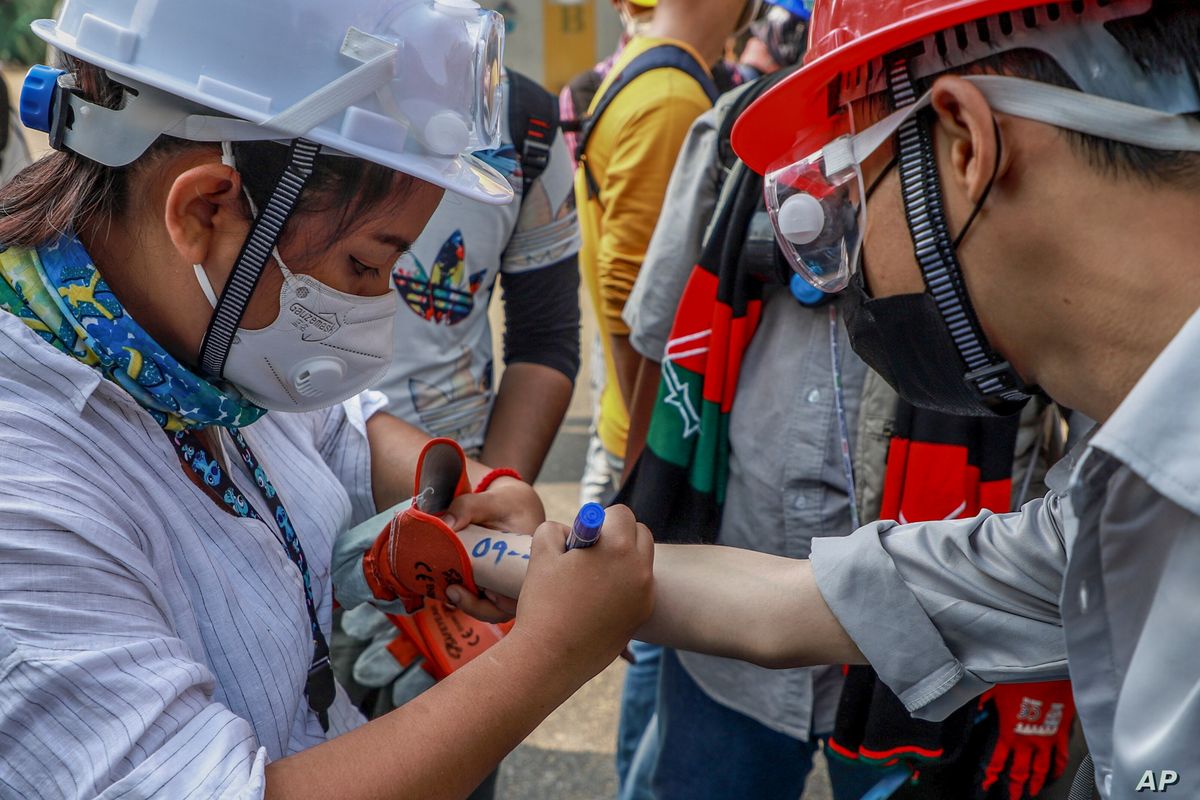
[
  {"xmin": 929, "ymin": 75, "xmax": 1011, "ymax": 206},
  {"xmin": 163, "ymin": 162, "xmax": 246, "ymax": 267}
]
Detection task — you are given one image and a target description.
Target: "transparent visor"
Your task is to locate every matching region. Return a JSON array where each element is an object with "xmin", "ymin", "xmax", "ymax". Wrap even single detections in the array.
[
  {"xmin": 471, "ymin": 10, "xmax": 505, "ymax": 149},
  {"xmin": 372, "ymin": 3, "xmax": 506, "ymax": 153},
  {"xmin": 764, "ymin": 92, "xmax": 935, "ymax": 293},
  {"xmin": 764, "ymin": 138, "xmax": 868, "ymax": 293}
]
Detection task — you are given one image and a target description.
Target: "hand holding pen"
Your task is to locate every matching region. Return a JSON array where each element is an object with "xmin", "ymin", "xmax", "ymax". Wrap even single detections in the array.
[{"xmin": 566, "ymin": 502, "xmax": 606, "ymax": 550}]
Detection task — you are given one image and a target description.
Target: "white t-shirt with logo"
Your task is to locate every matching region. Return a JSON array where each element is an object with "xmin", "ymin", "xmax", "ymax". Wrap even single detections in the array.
[{"xmin": 374, "ymin": 76, "xmax": 580, "ymax": 453}]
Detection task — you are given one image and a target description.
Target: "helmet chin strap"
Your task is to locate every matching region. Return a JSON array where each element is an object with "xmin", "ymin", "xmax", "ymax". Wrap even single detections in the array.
[
  {"xmin": 886, "ymin": 58, "xmax": 1034, "ymax": 413},
  {"xmin": 197, "ymin": 138, "xmax": 321, "ymax": 379}
]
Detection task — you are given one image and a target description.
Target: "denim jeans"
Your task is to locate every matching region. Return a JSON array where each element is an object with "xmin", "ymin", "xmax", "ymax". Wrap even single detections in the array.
[
  {"xmin": 615, "ymin": 641, "xmax": 663, "ymax": 792},
  {"xmin": 650, "ymin": 649, "xmax": 884, "ymax": 800}
]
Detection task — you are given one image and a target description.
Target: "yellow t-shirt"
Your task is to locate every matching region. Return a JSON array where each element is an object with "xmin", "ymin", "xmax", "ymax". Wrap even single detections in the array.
[{"xmin": 575, "ymin": 36, "xmax": 714, "ymax": 458}]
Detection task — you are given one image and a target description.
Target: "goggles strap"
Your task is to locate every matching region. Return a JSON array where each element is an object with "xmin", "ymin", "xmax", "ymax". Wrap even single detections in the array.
[
  {"xmin": 198, "ymin": 138, "xmax": 322, "ymax": 378},
  {"xmin": 887, "ymin": 59, "xmax": 1032, "ymax": 408}
]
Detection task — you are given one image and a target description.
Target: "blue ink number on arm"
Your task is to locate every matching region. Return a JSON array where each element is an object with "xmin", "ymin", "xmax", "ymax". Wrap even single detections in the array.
[{"xmin": 472, "ymin": 536, "xmax": 531, "ymax": 564}]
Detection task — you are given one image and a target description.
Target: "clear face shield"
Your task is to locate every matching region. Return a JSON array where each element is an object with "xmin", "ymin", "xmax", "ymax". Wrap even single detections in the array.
[
  {"xmin": 764, "ymin": 98, "xmax": 920, "ymax": 293},
  {"xmin": 471, "ymin": 10, "xmax": 506, "ymax": 150}
]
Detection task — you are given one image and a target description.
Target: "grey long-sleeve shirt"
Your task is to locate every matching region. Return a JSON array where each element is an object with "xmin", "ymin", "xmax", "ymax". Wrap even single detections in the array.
[
  {"xmin": 812, "ymin": 306, "xmax": 1200, "ymax": 799},
  {"xmin": 622, "ymin": 78, "xmax": 870, "ymax": 740}
]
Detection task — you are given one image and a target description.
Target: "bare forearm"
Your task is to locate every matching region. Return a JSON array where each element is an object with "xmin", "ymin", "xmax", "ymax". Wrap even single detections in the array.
[
  {"xmin": 265, "ymin": 631, "xmax": 589, "ymax": 800},
  {"xmin": 460, "ymin": 528, "xmax": 864, "ymax": 670},
  {"xmin": 622, "ymin": 359, "xmax": 660, "ymax": 480},
  {"xmin": 608, "ymin": 334, "xmax": 642, "ymax": 412},
  {"xmin": 639, "ymin": 543, "xmax": 864, "ymax": 668},
  {"xmin": 366, "ymin": 412, "xmax": 495, "ymax": 511},
  {"xmin": 481, "ymin": 364, "xmax": 573, "ymax": 481}
]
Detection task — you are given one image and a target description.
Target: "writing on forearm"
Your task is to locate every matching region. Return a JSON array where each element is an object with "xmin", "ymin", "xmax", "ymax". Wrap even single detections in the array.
[{"xmin": 472, "ymin": 536, "xmax": 531, "ymax": 567}]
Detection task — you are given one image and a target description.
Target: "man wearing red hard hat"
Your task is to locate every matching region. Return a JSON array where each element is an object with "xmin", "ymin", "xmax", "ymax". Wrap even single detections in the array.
[
  {"xmin": 320, "ymin": 2, "xmax": 1195, "ymax": 797},
  {"xmin": 721, "ymin": 0, "xmax": 1200, "ymax": 797}
]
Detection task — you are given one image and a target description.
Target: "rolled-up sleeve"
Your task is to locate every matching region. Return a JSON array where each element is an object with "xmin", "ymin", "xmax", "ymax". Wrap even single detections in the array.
[
  {"xmin": 325, "ymin": 392, "xmax": 420, "ymax": 614},
  {"xmin": 812, "ymin": 490, "xmax": 1070, "ymax": 720}
]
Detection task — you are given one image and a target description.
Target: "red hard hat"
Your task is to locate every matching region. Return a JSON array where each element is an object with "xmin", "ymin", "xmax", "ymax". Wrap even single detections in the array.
[{"xmin": 733, "ymin": 0, "xmax": 1053, "ymax": 174}]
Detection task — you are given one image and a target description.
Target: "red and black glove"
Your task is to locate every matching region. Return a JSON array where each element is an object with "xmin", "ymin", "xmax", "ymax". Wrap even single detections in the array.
[{"xmin": 979, "ymin": 681, "xmax": 1075, "ymax": 800}]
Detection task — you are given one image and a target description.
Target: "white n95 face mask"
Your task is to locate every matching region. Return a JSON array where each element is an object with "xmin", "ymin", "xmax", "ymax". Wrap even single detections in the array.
[{"xmin": 193, "ymin": 249, "xmax": 397, "ymax": 413}]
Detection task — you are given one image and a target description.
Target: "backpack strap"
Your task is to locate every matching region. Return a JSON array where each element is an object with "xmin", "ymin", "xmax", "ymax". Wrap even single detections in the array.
[
  {"xmin": 715, "ymin": 65, "xmax": 798, "ymax": 172},
  {"xmin": 690, "ymin": 68, "xmax": 806, "ymax": 288},
  {"xmin": 506, "ymin": 69, "xmax": 560, "ymax": 197},
  {"xmin": 576, "ymin": 45, "xmax": 720, "ymax": 204},
  {"xmin": 560, "ymin": 69, "xmax": 606, "ymax": 135}
]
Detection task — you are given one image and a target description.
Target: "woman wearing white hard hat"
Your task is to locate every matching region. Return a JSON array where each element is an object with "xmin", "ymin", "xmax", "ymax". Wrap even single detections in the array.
[{"xmin": 0, "ymin": 1, "xmax": 653, "ymax": 797}]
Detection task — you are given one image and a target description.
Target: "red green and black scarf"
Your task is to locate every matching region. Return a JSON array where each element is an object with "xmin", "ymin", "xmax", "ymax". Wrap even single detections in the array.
[
  {"xmin": 615, "ymin": 159, "xmax": 764, "ymax": 543},
  {"xmin": 829, "ymin": 404, "xmax": 1020, "ymax": 773},
  {"xmin": 616, "ymin": 68, "xmax": 799, "ymax": 543}
]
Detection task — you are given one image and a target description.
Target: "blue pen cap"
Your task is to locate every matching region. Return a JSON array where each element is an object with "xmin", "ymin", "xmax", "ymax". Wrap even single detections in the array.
[
  {"xmin": 20, "ymin": 65, "xmax": 65, "ymax": 134},
  {"xmin": 574, "ymin": 502, "xmax": 606, "ymax": 543}
]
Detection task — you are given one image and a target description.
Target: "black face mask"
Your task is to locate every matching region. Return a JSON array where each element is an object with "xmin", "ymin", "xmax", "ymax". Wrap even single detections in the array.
[
  {"xmin": 837, "ymin": 98, "xmax": 1032, "ymax": 419},
  {"xmin": 841, "ymin": 269, "xmax": 1028, "ymax": 417}
]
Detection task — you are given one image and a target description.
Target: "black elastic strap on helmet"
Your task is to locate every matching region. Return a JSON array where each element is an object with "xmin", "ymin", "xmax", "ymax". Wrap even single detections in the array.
[
  {"xmin": 198, "ymin": 139, "xmax": 322, "ymax": 379},
  {"xmin": 887, "ymin": 59, "xmax": 1032, "ymax": 409}
]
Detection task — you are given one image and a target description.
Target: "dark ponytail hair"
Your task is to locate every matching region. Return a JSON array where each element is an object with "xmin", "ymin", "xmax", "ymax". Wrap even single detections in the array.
[{"xmin": 0, "ymin": 57, "xmax": 409, "ymax": 251}]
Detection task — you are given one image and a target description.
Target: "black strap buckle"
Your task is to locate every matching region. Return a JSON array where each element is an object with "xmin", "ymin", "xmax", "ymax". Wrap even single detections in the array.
[
  {"xmin": 46, "ymin": 74, "xmax": 80, "ymax": 154},
  {"xmin": 521, "ymin": 137, "xmax": 551, "ymax": 173},
  {"xmin": 964, "ymin": 361, "xmax": 1020, "ymax": 392},
  {"xmin": 306, "ymin": 653, "xmax": 335, "ymax": 731}
]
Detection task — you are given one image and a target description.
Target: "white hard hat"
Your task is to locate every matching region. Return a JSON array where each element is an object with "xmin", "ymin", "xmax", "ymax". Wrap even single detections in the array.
[{"xmin": 30, "ymin": 0, "xmax": 512, "ymax": 205}]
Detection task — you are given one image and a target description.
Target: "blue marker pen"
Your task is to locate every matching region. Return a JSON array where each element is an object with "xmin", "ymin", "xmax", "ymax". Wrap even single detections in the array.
[
  {"xmin": 566, "ymin": 502, "xmax": 606, "ymax": 550},
  {"xmin": 566, "ymin": 503, "xmax": 635, "ymax": 664}
]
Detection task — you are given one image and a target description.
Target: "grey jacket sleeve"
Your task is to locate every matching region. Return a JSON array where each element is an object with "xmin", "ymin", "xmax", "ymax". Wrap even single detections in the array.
[
  {"xmin": 624, "ymin": 107, "xmax": 723, "ymax": 361},
  {"xmin": 812, "ymin": 460, "xmax": 1074, "ymax": 721}
]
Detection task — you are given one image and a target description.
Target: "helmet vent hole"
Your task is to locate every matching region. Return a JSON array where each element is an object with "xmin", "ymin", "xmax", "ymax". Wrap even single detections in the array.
[
  {"xmin": 998, "ymin": 12, "xmax": 1014, "ymax": 36},
  {"xmin": 1070, "ymin": 0, "xmax": 1085, "ymax": 14},
  {"xmin": 1022, "ymin": 8, "xmax": 1038, "ymax": 28},
  {"xmin": 976, "ymin": 19, "xmax": 991, "ymax": 43},
  {"xmin": 954, "ymin": 24, "xmax": 969, "ymax": 50},
  {"xmin": 1047, "ymin": 4, "xmax": 1061, "ymax": 22},
  {"xmin": 934, "ymin": 30, "xmax": 948, "ymax": 59}
]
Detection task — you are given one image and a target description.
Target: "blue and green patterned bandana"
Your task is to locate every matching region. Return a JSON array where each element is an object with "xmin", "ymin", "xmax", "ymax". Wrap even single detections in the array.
[{"xmin": 0, "ymin": 234, "xmax": 265, "ymax": 431}]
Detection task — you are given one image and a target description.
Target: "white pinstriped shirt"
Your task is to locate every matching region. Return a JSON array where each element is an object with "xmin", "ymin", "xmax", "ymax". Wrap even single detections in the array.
[{"xmin": 0, "ymin": 311, "xmax": 384, "ymax": 798}]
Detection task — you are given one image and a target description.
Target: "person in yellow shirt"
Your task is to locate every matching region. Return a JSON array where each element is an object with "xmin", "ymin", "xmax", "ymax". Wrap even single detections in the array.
[
  {"xmin": 572, "ymin": 0, "xmax": 758, "ymax": 793},
  {"xmin": 576, "ymin": 0, "xmax": 755, "ymax": 483}
]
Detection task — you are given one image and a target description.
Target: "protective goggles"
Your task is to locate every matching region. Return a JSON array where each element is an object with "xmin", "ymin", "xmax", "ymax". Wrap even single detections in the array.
[
  {"xmin": 765, "ymin": 94, "xmax": 926, "ymax": 293},
  {"xmin": 765, "ymin": 74, "xmax": 1200, "ymax": 293}
]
